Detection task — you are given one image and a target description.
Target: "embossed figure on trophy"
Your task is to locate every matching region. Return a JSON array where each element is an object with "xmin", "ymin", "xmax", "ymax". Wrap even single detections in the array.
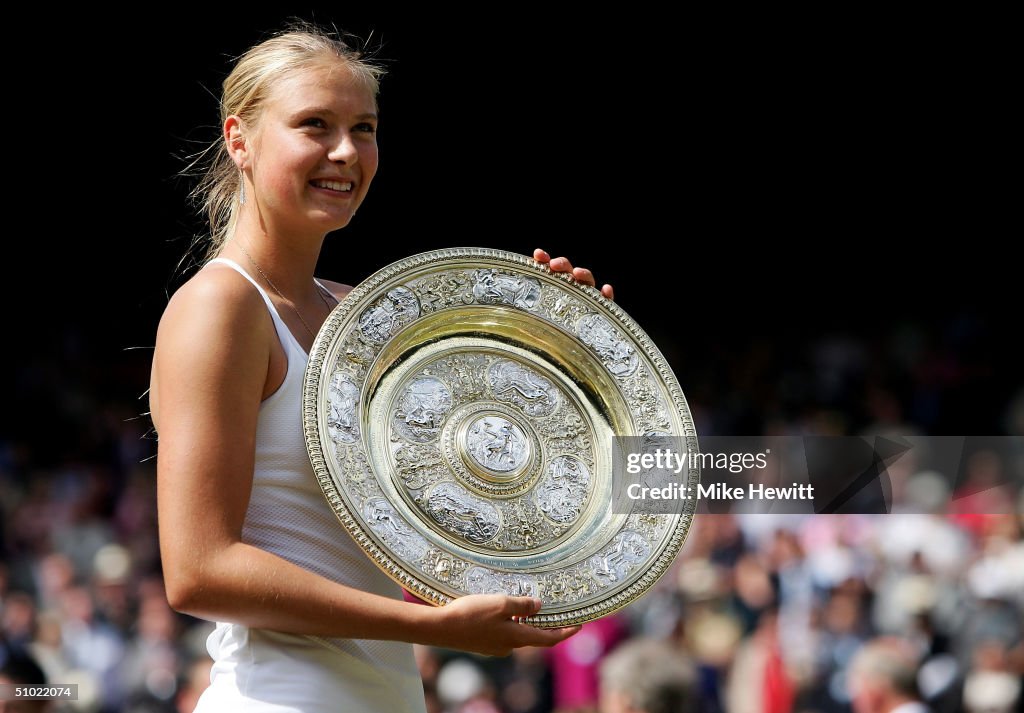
[
  {"xmin": 367, "ymin": 499, "xmax": 404, "ymax": 534},
  {"xmin": 405, "ymin": 403, "xmax": 442, "ymax": 431},
  {"xmin": 577, "ymin": 314, "xmax": 639, "ymax": 376},
  {"xmin": 328, "ymin": 386, "xmax": 356, "ymax": 430},
  {"xmin": 425, "ymin": 484, "xmax": 500, "ymax": 544},
  {"xmin": 538, "ymin": 486, "xmax": 580, "ymax": 523},
  {"xmin": 544, "ymin": 413, "xmax": 591, "ymax": 454},
  {"xmin": 482, "ymin": 421, "xmax": 518, "ymax": 468},
  {"xmin": 412, "ymin": 271, "xmax": 473, "ymax": 313},
  {"xmin": 396, "ymin": 447, "xmax": 437, "ymax": 470},
  {"xmin": 503, "ymin": 500, "xmax": 545, "ymax": 550},
  {"xmin": 514, "ymin": 523, "xmax": 537, "ymax": 550},
  {"xmin": 550, "ymin": 296, "xmax": 576, "ymax": 322},
  {"xmin": 543, "ymin": 570, "xmax": 591, "ymax": 604},
  {"xmin": 496, "ymin": 375, "xmax": 548, "ymax": 404},
  {"xmin": 427, "ymin": 354, "xmax": 488, "ymax": 400},
  {"xmin": 343, "ymin": 334, "xmax": 376, "ymax": 366},
  {"xmin": 540, "ymin": 290, "xmax": 589, "ymax": 328},
  {"xmin": 359, "ymin": 286, "xmax": 420, "ymax": 342},
  {"xmin": 537, "ymin": 456, "xmax": 590, "ymax": 524},
  {"xmin": 489, "ymin": 360, "xmax": 559, "ymax": 417},
  {"xmin": 466, "ymin": 567, "xmax": 503, "ymax": 595},
  {"xmin": 466, "ymin": 567, "xmax": 538, "ymax": 598},
  {"xmin": 466, "ymin": 416, "xmax": 529, "ymax": 473},
  {"xmin": 590, "ymin": 329, "xmax": 633, "ymax": 367},
  {"xmin": 415, "ymin": 285, "xmax": 444, "ymax": 313},
  {"xmin": 546, "ymin": 574, "xmax": 568, "ymax": 602},
  {"xmin": 591, "ymin": 542, "xmax": 627, "ymax": 584},
  {"xmin": 327, "ymin": 375, "xmax": 360, "ymax": 443},
  {"xmin": 589, "ymin": 532, "xmax": 650, "ymax": 585},
  {"xmin": 569, "ymin": 572, "xmax": 592, "ymax": 600},
  {"xmin": 472, "ymin": 269, "xmax": 541, "ymax": 310},
  {"xmin": 552, "ymin": 455, "xmax": 586, "ymax": 482},
  {"xmin": 395, "ymin": 444, "xmax": 444, "ymax": 491},
  {"xmin": 394, "ymin": 377, "xmax": 452, "ymax": 442},
  {"xmin": 364, "ymin": 497, "xmax": 428, "ymax": 561}
]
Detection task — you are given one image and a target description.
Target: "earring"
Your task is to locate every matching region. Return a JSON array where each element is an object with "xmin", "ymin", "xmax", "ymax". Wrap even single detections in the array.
[{"xmin": 239, "ymin": 173, "xmax": 246, "ymax": 206}]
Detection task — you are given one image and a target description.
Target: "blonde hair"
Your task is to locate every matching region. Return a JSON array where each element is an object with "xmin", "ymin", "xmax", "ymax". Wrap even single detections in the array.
[{"xmin": 181, "ymin": 21, "xmax": 385, "ymax": 266}]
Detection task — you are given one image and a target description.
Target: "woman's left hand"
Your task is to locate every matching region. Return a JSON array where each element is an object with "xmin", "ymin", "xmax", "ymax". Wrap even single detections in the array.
[{"xmin": 533, "ymin": 248, "xmax": 614, "ymax": 301}]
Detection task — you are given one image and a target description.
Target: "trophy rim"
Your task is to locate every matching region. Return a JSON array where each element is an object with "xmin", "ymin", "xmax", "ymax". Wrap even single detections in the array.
[{"xmin": 302, "ymin": 247, "xmax": 699, "ymax": 627}]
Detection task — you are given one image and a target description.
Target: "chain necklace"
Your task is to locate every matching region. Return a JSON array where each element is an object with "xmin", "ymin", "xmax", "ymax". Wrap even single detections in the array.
[{"xmin": 235, "ymin": 241, "xmax": 336, "ymax": 340}]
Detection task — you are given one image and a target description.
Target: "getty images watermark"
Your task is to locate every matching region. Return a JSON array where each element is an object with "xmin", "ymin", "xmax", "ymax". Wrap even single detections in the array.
[
  {"xmin": 625, "ymin": 447, "xmax": 814, "ymax": 502},
  {"xmin": 612, "ymin": 435, "xmax": 1024, "ymax": 515}
]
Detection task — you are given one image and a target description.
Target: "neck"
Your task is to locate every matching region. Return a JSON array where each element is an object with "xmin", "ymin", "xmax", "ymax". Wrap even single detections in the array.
[{"xmin": 224, "ymin": 212, "xmax": 327, "ymax": 298}]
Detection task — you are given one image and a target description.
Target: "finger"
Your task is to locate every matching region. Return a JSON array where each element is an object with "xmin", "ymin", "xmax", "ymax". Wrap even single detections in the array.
[
  {"xmin": 549, "ymin": 256, "xmax": 573, "ymax": 273},
  {"xmin": 552, "ymin": 625, "xmax": 582, "ymax": 640},
  {"xmin": 533, "ymin": 248, "xmax": 551, "ymax": 264},
  {"xmin": 523, "ymin": 625, "xmax": 582, "ymax": 647},
  {"xmin": 601, "ymin": 284, "xmax": 614, "ymax": 301},
  {"xmin": 504, "ymin": 596, "xmax": 543, "ymax": 618},
  {"xmin": 572, "ymin": 267, "xmax": 596, "ymax": 287}
]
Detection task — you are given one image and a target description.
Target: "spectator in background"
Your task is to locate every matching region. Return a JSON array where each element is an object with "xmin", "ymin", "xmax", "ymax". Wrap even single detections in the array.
[
  {"xmin": 961, "ymin": 638, "xmax": 1022, "ymax": 713},
  {"xmin": 548, "ymin": 615, "xmax": 628, "ymax": 711},
  {"xmin": 848, "ymin": 637, "xmax": 930, "ymax": 713},
  {"xmin": 599, "ymin": 638, "xmax": 697, "ymax": 713}
]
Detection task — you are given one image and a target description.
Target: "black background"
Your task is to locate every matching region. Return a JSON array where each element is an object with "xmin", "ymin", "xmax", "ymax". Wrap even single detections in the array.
[{"xmin": 9, "ymin": 8, "xmax": 1017, "ymax": 459}]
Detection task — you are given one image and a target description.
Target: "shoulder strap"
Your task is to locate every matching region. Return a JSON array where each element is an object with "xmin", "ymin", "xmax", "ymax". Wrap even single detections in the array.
[{"xmin": 206, "ymin": 257, "xmax": 279, "ymax": 315}]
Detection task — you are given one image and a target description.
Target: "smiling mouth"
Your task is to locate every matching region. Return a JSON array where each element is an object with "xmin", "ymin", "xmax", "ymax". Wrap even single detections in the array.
[{"xmin": 310, "ymin": 179, "xmax": 354, "ymax": 193}]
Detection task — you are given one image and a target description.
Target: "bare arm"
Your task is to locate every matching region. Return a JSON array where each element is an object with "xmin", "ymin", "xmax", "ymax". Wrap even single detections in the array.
[{"xmin": 151, "ymin": 268, "xmax": 578, "ymax": 656}]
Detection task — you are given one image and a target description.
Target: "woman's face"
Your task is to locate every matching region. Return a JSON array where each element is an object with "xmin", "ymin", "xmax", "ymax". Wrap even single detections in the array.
[{"xmin": 248, "ymin": 60, "xmax": 379, "ymax": 235}]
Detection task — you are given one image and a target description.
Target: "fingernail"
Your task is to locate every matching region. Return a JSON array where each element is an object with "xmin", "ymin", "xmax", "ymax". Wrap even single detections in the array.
[{"xmin": 532, "ymin": 597, "xmax": 542, "ymax": 609}]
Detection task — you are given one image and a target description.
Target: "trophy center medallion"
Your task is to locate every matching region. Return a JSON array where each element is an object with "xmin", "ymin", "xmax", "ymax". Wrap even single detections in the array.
[{"xmin": 464, "ymin": 414, "xmax": 531, "ymax": 478}]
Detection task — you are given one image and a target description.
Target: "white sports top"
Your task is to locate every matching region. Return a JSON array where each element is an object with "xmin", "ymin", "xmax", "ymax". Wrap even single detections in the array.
[{"xmin": 192, "ymin": 257, "xmax": 426, "ymax": 713}]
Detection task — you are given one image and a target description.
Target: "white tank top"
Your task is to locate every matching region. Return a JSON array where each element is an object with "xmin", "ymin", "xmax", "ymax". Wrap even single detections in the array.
[{"xmin": 193, "ymin": 257, "xmax": 427, "ymax": 713}]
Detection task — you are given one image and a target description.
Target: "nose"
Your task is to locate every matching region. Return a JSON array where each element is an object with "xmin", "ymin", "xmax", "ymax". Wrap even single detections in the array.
[{"xmin": 328, "ymin": 130, "xmax": 358, "ymax": 164}]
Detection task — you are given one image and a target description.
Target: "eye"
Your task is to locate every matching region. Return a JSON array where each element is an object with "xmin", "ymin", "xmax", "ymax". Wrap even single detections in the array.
[
  {"xmin": 301, "ymin": 117, "xmax": 327, "ymax": 129},
  {"xmin": 354, "ymin": 122, "xmax": 377, "ymax": 134}
]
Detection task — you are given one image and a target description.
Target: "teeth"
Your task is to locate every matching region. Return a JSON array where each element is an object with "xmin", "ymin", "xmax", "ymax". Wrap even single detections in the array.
[{"xmin": 312, "ymin": 179, "xmax": 353, "ymax": 192}]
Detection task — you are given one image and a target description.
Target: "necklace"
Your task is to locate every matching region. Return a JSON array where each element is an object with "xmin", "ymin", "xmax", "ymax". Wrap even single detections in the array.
[{"xmin": 235, "ymin": 241, "xmax": 336, "ymax": 340}]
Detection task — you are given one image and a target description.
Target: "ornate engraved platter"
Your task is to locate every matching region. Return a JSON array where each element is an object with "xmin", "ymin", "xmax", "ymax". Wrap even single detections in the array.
[{"xmin": 303, "ymin": 248, "xmax": 699, "ymax": 627}]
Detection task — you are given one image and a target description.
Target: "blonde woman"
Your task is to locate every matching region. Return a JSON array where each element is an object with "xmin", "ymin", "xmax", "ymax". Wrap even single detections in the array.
[{"xmin": 150, "ymin": 22, "xmax": 611, "ymax": 713}]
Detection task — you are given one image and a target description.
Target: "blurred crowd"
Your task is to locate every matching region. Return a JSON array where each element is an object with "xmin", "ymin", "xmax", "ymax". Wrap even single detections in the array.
[{"xmin": 2, "ymin": 312, "xmax": 1022, "ymax": 712}]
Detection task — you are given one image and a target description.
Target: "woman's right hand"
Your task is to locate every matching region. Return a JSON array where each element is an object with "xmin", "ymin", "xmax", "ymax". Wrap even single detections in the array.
[{"xmin": 422, "ymin": 594, "xmax": 580, "ymax": 656}]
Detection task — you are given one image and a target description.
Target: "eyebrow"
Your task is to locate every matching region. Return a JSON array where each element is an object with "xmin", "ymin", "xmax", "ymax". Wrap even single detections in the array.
[{"xmin": 295, "ymin": 107, "xmax": 378, "ymax": 122}]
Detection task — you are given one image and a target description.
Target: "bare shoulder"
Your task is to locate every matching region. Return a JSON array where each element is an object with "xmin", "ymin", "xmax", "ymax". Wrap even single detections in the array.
[
  {"xmin": 150, "ymin": 264, "xmax": 274, "ymax": 427},
  {"xmin": 317, "ymin": 278, "xmax": 354, "ymax": 302},
  {"xmin": 156, "ymin": 264, "xmax": 273, "ymax": 345}
]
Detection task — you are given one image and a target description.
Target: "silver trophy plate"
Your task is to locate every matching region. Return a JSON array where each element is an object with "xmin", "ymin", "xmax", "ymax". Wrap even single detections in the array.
[{"xmin": 303, "ymin": 248, "xmax": 699, "ymax": 626}]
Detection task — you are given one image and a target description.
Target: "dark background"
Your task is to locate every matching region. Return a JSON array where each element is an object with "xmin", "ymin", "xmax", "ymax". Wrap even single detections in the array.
[{"xmin": 7, "ymin": 8, "xmax": 1018, "ymax": 463}]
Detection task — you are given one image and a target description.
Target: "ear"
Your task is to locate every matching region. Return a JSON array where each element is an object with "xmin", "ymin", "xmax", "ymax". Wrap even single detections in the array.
[{"xmin": 224, "ymin": 115, "xmax": 250, "ymax": 170}]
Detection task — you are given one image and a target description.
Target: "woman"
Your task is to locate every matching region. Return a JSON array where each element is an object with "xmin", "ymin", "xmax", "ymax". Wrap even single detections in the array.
[{"xmin": 151, "ymin": 23, "xmax": 613, "ymax": 713}]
